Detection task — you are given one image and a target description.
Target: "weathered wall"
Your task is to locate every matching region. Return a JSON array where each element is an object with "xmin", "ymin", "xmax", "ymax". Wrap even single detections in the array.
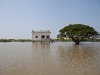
[{"xmin": 32, "ymin": 30, "xmax": 51, "ymax": 42}]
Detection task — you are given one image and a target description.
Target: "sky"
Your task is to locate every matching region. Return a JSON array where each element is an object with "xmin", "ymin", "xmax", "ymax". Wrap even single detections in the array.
[{"xmin": 0, "ymin": 0, "xmax": 100, "ymax": 39}]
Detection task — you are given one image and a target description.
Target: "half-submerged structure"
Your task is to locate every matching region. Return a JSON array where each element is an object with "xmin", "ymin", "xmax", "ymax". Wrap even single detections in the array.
[{"xmin": 32, "ymin": 30, "xmax": 51, "ymax": 43}]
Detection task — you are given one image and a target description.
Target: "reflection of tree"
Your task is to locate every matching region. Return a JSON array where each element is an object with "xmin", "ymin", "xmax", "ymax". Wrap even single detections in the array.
[{"xmin": 57, "ymin": 44, "xmax": 99, "ymax": 69}]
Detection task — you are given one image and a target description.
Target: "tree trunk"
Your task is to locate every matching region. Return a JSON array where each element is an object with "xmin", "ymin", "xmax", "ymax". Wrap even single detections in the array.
[
  {"xmin": 71, "ymin": 37, "xmax": 80, "ymax": 45},
  {"xmin": 75, "ymin": 41, "xmax": 80, "ymax": 45}
]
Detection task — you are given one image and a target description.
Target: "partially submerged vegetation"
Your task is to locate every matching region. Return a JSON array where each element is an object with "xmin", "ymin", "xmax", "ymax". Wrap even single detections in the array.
[
  {"xmin": 0, "ymin": 38, "xmax": 100, "ymax": 43},
  {"xmin": 0, "ymin": 39, "xmax": 32, "ymax": 42},
  {"xmin": 55, "ymin": 38, "xmax": 100, "ymax": 42}
]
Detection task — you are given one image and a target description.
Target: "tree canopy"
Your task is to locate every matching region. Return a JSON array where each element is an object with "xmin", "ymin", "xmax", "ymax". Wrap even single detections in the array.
[{"xmin": 58, "ymin": 24, "xmax": 98, "ymax": 45}]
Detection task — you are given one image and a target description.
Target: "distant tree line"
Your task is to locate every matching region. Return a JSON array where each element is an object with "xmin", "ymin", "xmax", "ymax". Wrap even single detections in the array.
[
  {"xmin": 0, "ymin": 39, "xmax": 32, "ymax": 42},
  {"xmin": 55, "ymin": 38, "xmax": 100, "ymax": 42}
]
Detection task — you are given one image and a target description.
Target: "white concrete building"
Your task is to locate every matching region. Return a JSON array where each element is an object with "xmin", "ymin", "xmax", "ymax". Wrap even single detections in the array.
[{"xmin": 32, "ymin": 30, "xmax": 51, "ymax": 43}]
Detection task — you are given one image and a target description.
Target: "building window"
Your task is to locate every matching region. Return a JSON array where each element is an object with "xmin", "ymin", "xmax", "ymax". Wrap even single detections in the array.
[
  {"xmin": 41, "ymin": 35, "xmax": 45, "ymax": 38},
  {"xmin": 46, "ymin": 35, "xmax": 49, "ymax": 38},
  {"xmin": 35, "ymin": 35, "xmax": 38, "ymax": 38}
]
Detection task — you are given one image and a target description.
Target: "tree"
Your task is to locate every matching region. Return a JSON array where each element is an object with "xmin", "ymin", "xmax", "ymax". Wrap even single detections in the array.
[
  {"xmin": 58, "ymin": 24, "xmax": 98, "ymax": 45},
  {"xmin": 57, "ymin": 34, "xmax": 64, "ymax": 40}
]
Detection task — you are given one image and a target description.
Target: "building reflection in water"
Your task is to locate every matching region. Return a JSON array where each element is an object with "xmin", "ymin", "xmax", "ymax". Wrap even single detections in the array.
[
  {"xmin": 31, "ymin": 42, "xmax": 100, "ymax": 75},
  {"xmin": 32, "ymin": 42, "xmax": 51, "ymax": 63},
  {"xmin": 0, "ymin": 42, "xmax": 100, "ymax": 75}
]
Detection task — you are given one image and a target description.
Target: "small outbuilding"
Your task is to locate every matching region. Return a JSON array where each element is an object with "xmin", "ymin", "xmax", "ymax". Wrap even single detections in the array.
[{"xmin": 32, "ymin": 30, "xmax": 51, "ymax": 43}]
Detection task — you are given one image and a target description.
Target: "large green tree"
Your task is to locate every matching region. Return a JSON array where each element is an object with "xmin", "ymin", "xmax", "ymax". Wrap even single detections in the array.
[{"xmin": 58, "ymin": 24, "xmax": 98, "ymax": 45}]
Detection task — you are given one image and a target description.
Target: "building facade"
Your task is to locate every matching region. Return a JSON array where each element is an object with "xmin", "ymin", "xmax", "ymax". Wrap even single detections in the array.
[{"xmin": 32, "ymin": 30, "xmax": 51, "ymax": 43}]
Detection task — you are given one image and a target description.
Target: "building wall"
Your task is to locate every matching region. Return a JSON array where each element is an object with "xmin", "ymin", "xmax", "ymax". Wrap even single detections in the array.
[{"xmin": 32, "ymin": 30, "xmax": 51, "ymax": 42}]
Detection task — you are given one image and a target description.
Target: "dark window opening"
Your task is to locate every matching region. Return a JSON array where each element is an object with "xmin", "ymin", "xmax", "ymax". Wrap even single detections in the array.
[
  {"xmin": 41, "ymin": 35, "xmax": 45, "ymax": 38},
  {"xmin": 35, "ymin": 36, "xmax": 38, "ymax": 38},
  {"xmin": 46, "ymin": 35, "xmax": 49, "ymax": 38}
]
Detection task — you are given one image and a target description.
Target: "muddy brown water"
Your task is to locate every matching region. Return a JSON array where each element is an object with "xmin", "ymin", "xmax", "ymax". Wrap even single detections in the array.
[{"xmin": 0, "ymin": 42, "xmax": 100, "ymax": 75}]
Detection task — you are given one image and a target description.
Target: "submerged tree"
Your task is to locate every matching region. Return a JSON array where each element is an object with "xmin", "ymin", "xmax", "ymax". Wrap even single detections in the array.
[{"xmin": 58, "ymin": 24, "xmax": 98, "ymax": 45}]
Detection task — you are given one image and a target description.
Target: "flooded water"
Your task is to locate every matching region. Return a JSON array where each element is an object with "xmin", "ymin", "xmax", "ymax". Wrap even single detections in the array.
[{"xmin": 0, "ymin": 42, "xmax": 100, "ymax": 75}]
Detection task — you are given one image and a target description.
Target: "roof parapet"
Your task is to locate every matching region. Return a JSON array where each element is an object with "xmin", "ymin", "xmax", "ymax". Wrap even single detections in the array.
[{"xmin": 32, "ymin": 30, "xmax": 50, "ymax": 32}]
